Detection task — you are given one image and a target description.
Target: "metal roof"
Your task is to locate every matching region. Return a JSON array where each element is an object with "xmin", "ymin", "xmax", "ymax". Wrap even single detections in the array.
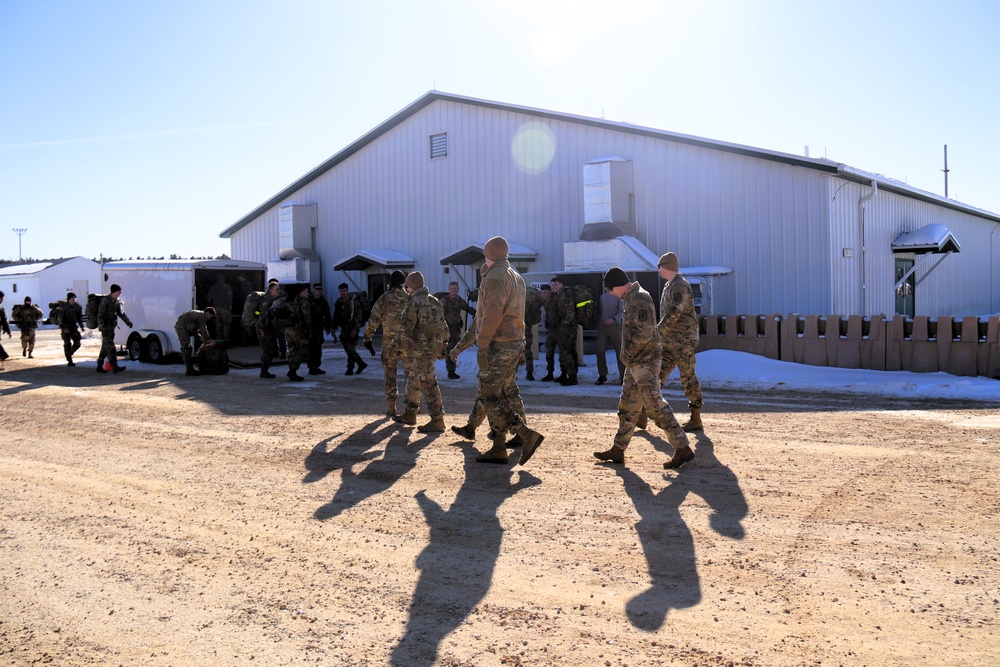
[
  {"xmin": 440, "ymin": 241, "xmax": 537, "ymax": 266},
  {"xmin": 332, "ymin": 249, "xmax": 415, "ymax": 272},
  {"xmin": 220, "ymin": 91, "xmax": 1000, "ymax": 239},
  {"xmin": 891, "ymin": 223, "xmax": 962, "ymax": 254}
]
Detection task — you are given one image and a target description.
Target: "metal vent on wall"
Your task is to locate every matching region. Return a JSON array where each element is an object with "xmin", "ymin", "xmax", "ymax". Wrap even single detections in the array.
[{"xmin": 430, "ymin": 132, "xmax": 447, "ymax": 159}]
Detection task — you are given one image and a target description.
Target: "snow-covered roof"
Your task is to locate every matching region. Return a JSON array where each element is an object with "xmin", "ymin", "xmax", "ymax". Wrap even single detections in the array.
[
  {"xmin": 333, "ymin": 249, "xmax": 415, "ymax": 271},
  {"xmin": 0, "ymin": 257, "xmax": 79, "ymax": 276},
  {"xmin": 891, "ymin": 223, "xmax": 961, "ymax": 254},
  {"xmin": 440, "ymin": 242, "xmax": 537, "ymax": 266}
]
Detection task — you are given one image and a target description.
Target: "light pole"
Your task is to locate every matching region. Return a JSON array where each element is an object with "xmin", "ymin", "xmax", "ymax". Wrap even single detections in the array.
[{"xmin": 12, "ymin": 228, "xmax": 27, "ymax": 261}]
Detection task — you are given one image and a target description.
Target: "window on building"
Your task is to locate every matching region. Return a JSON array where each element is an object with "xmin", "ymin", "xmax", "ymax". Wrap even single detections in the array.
[
  {"xmin": 12, "ymin": 283, "xmax": 16, "ymax": 293},
  {"xmin": 430, "ymin": 132, "xmax": 447, "ymax": 160}
]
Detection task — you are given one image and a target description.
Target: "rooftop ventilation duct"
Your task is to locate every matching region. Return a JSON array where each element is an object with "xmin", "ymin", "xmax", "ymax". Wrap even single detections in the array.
[{"xmin": 581, "ymin": 157, "xmax": 637, "ymax": 240}]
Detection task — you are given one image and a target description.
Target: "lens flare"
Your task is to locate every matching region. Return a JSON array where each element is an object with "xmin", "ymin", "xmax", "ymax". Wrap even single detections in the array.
[{"xmin": 511, "ymin": 121, "xmax": 556, "ymax": 175}]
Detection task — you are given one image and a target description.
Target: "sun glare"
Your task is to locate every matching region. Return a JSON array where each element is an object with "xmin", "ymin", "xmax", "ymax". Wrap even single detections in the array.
[{"xmin": 511, "ymin": 121, "xmax": 556, "ymax": 175}]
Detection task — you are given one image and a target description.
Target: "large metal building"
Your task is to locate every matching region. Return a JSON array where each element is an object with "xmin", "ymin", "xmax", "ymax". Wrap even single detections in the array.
[{"xmin": 220, "ymin": 91, "xmax": 1000, "ymax": 318}]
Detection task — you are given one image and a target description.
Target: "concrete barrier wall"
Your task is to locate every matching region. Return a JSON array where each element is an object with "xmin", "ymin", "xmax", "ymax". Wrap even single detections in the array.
[{"xmin": 696, "ymin": 314, "xmax": 1000, "ymax": 380}]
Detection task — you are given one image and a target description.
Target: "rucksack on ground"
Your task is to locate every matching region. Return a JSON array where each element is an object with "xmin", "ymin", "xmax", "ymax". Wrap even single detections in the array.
[
  {"xmin": 197, "ymin": 344, "xmax": 230, "ymax": 375},
  {"xmin": 48, "ymin": 300, "xmax": 66, "ymax": 327},
  {"xmin": 86, "ymin": 294, "xmax": 104, "ymax": 329},
  {"xmin": 570, "ymin": 284, "xmax": 596, "ymax": 328}
]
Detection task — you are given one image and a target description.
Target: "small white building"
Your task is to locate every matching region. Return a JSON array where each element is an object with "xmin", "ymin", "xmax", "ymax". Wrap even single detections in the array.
[
  {"xmin": 0, "ymin": 257, "xmax": 103, "ymax": 311},
  {"xmin": 221, "ymin": 91, "xmax": 1000, "ymax": 318}
]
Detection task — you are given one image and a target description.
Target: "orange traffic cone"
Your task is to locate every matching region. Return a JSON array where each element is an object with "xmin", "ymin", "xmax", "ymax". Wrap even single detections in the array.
[{"xmin": 103, "ymin": 360, "xmax": 112, "ymax": 371}]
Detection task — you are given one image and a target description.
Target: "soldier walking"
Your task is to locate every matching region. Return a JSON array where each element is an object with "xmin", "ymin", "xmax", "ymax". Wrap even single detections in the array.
[
  {"xmin": 441, "ymin": 281, "xmax": 474, "ymax": 379},
  {"xmin": 257, "ymin": 281, "xmax": 283, "ymax": 378},
  {"xmin": 593, "ymin": 267, "xmax": 694, "ymax": 469},
  {"xmin": 174, "ymin": 307, "xmax": 216, "ymax": 376},
  {"xmin": 392, "ymin": 272, "xmax": 449, "ymax": 432},
  {"xmin": 0, "ymin": 290, "xmax": 11, "ymax": 366},
  {"xmin": 307, "ymin": 283, "xmax": 333, "ymax": 375},
  {"xmin": 96, "ymin": 284, "xmax": 132, "ymax": 374},
  {"xmin": 60, "ymin": 292, "xmax": 86, "ymax": 366},
  {"xmin": 281, "ymin": 284, "xmax": 312, "ymax": 382},
  {"xmin": 15, "ymin": 296, "xmax": 44, "ymax": 358},
  {"xmin": 333, "ymin": 283, "xmax": 368, "ymax": 376},
  {"xmin": 656, "ymin": 252, "xmax": 704, "ymax": 431},
  {"xmin": 363, "ymin": 271, "xmax": 409, "ymax": 417},
  {"xmin": 471, "ymin": 236, "xmax": 544, "ymax": 465}
]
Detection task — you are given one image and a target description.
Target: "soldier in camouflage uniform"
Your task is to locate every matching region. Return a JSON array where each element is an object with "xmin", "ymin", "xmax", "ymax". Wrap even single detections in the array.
[
  {"xmin": 636, "ymin": 252, "xmax": 704, "ymax": 432},
  {"xmin": 391, "ymin": 272, "xmax": 449, "ymax": 432},
  {"xmin": 449, "ymin": 313, "xmax": 529, "ymax": 448},
  {"xmin": 539, "ymin": 284, "xmax": 558, "ymax": 381},
  {"xmin": 594, "ymin": 267, "xmax": 694, "ymax": 469},
  {"xmin": 281, "ymin": 284, "xmax": 312, "ymax": 382},
  {"xmin": 522, "ymin": 285, "xmax": 542, "ymax": 381},
  {"xmin": 15, "ymin": 297, "xmax": 44, "ymax": 358},
  {"xmin": 96, "ymin": 284, "xmax": 132, "ymax": 374},
  {"xmin": 0, "ymin": 290, "xmax": 11, "ymax": 365},
  {"xmin": 442, "ymin": 281, "xmax": 474, "ymax": 380},
  {"xmin": 472, "ymin": 236, "xmax": 545, "ymax": 465},
  {"xmin": 364, "ymin": 270, "xmax": 409, "ymax": 417},
  {"xmin": 257, "ymin": 282, "xmax": 283, "ymax": 378},
  {"xmin": 60, "ymin": 293, "xmax": 86, "ymax": 366},
  {"xmin": 550, "ymin": 277, "xmax": 579, "ymax": 385},
  {"xmin": 333, "ymin": 283, "xmax": 368, "ymax": 376},
  {"xmin": 174, "ymin": 307, "xmax": 217, "ymax": 376}
]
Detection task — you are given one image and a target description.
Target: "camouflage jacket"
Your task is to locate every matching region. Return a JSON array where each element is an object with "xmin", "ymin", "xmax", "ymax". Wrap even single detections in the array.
[
  {"xmin": 364, "ymin": 287, "xmax": 409, "ymax": 343},
  {"xmin": 441, "ymin": 294, "xmax": 473, "ymax": 328},
  {"xmin": 97, "ymin": 295, "xmax": 131, "ymax": 330},
  {"xmin": 658, "ymin": 273, "xmax": 699, "ymax": 338},
  {"xmin": 308, "ymin": 294, "xmax": 332, "ymax": 332},
  {"xmin": 13, "ymin": 303, "xmax": 44, "ymax": 329},
  {"xmin": 620, "ymin": 282, "xmax": 661, "ymax": 367},
  {"xmin": 61, "ymin": 301, "xmax": 85, "ymax": 331},
  {"xmin": 0, "ymin": 305, "xmax": 9, "ymax": 336},
  {"xmin": 176, "ymin": 310, "xmax": 213, "ymax": 341},
  {"xmin": 395, "ymin": 287, "xmax": 449, "ymax": 359},
  {"xmin": 286, "ymin": 295, "xmax": 313, "ymax": 332},
  {"xmin": 542, "ymin": 294, "xmax": 559, "ymax": 331},
  {"xmin": 476, "ymin": 260, "xmax": 525, "ymax": 347},
  {"xmin": 555, "ymin": 288, "xmax": 578, "ymax": 331}
]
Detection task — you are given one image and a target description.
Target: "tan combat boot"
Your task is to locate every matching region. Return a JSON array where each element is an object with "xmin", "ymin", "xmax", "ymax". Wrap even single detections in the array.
[
  {"xmin": 475, "ymin": 433, "xmax": 510, "ymax": 464},
  {"xmin": 593, "ymin": 445, "xmax": 626, "ymax": 464},
  {"xmin": 417, "ymin": 414, "xmax": 446, "ymax": 433},
  {"xmin": 393, "ymin": 407, "xmax": 418, "ymax": 425},
  {"xmin": 682, "ymin": 408, "xmax": 703, "ymax": 432}
]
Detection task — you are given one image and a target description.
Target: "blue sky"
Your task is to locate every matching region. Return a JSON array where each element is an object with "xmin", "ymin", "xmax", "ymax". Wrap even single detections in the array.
[{"xmin": 1, "ymin": 0, "xmax": 998, "ymax": 261}]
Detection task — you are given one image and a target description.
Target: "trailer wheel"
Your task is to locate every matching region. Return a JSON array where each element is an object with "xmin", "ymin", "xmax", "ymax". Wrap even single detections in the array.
[
  {"xmin": 145, "ymin": 335, "xmax": 164, "ymax": 364},
  {"xmin": 127, "ymin": 333, "xmax": 145, "ymax": 362}
]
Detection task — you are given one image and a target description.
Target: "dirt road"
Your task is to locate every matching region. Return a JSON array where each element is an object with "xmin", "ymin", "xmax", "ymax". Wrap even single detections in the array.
[{"xmin": 1, "ymin": 330, "xmax": 998, "ymax": 666}]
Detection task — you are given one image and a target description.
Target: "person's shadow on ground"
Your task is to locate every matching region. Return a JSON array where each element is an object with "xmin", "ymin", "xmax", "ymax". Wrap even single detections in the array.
[
  {"xmin": 304, "ymin": 419, "xmax": 433, "ymax": 520},
  {"xmin": 390, "ymin": 442, "xmax": 541, "ymax": 667},
  {"xmin": 615, "ymin": 433, "xmax": 747, "ymax": 631}
]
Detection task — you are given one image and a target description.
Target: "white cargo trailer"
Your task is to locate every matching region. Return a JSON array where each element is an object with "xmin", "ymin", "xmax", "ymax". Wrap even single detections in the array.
[{"xmin": 101, "ymin": 259, "xmax": 267, "ymax": 363}]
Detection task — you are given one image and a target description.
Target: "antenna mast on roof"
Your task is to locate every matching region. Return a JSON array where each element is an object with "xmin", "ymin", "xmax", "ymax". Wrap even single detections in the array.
[
  {"xmin": 12, "ymin": 227, "xmax": 26, "ymax": 260},
  {"xmin": 941, "ymin": 144, "xmax": 950, "ymax": 198}
]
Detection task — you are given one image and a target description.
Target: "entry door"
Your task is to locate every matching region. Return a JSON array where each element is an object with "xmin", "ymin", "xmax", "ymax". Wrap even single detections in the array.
[
  {"xmin": 73, "ymin": 280, "xmax": 89, "ymax": 298},
  {"xmin": 368, "ymin": 273, "xmax": 387, "ymax": 303},
  {"xmin": 894, "ymin": 258, "xmax": 915, "ymax": 317}
]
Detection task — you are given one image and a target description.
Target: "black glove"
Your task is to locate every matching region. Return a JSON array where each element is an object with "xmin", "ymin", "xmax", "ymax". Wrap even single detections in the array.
[{"xmin": 364, "ymin": 340, "xmax": 376, "ymax": 356}]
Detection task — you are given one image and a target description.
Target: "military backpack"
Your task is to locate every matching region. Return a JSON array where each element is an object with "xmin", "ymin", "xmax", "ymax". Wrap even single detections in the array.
[
  {"xmin": 570, "ymin": 284, "xmax": 596, "ymax": 329},
  {"xmin": 524, "ymin": 286, "xmax": 543, "ymax": 326},
  {"xmin": 47, "ymin": 300, "xmax": 66, "ymax": 327},
  {"xmin": 85, "ymin": 293, "xmax": 105, "ymax": 329},
  {"xmin": 242, "ymin": 291, "xmax": 266, "ymax": 327}
]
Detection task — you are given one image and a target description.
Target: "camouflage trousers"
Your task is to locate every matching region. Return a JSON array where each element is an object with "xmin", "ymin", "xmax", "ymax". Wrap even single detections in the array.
[
  {"xmin": 544, "ymin": 330, "xmax": 557, "ymax": 373},
  {"xmin": 20, "ymin": 327, "xmax": 36, "ymax": 354},
  {"xmin": 445, "ymin": 323, "xmax": 462, "ymax": 374},
  {"xmin": 557, "ymin": 326, "xmax": 578, "ymax": 375},
  {"xmin": 257, "ymin": 326, "xmax": 279, "ymax": 371},
  {"xmin": 479, "ymin": 341, "xmax": 527, "ymax": 434},
  {"xmin": 615, "ymin": 361, "xmax": 688, "ymax": 451},
  {"xmin": 174, "ymin": 326, "xmax": 197, "ymax": 367},
  {"xmin": 61, "ymin": 327, "xmax": 81, "ymax": 360},
  {"xmin": 97, "ymin": 327, "xmax": 120, "ymax": 369},
  {"xmin": 659, "ymin": 341, "xmax": 703, "ymax": 410},
  {"xmin": 402, "ymin": 355, "xmax": 444, "ymax": 417},
  {"xmin": 465, "ymin": 357, "xmax": 526, "ymax": 429},
  {"xmin": 283, "ymin": 328, "xmax": 309, "ymax": 372},
  {"xmin": 381, "ymin": 347, "xmax": 402, "ymax": 403},
  {"xmin": 214, "ymin": 309, "xmax": 232, "ymax": 341}
]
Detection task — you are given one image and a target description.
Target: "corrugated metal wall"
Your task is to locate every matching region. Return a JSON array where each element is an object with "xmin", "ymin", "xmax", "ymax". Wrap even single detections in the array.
[
  {"xmin": 228, "ymin": 98, "xmax": 997, "ymax": 316},
  {"xmin": 828, "ymin": 179, "xmax": 1000, "ymax": 317}
]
